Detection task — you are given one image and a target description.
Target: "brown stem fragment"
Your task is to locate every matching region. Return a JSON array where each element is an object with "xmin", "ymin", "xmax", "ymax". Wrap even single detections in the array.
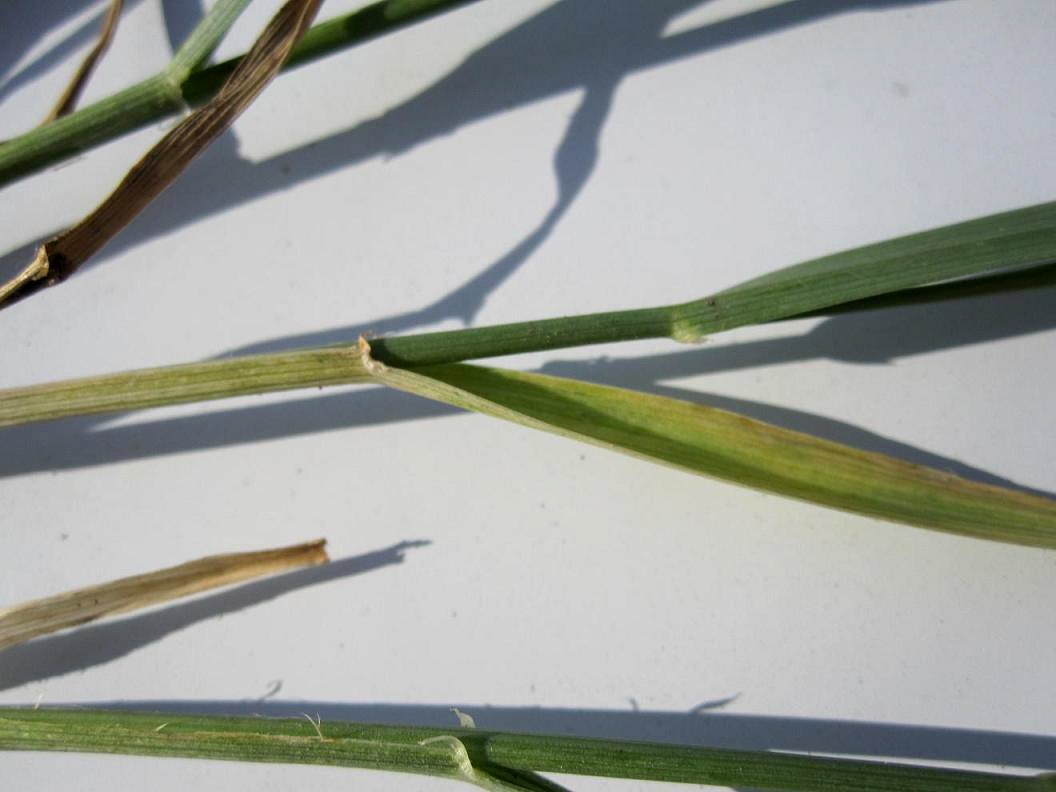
[{"xmin": 0, "ymin": 539, "xmax": 329, "ymax": 651}]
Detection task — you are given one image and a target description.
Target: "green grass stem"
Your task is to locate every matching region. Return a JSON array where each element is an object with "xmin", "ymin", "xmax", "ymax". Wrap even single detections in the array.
[
  {"xmin": 1, "ymin": 202, "xmax": 1054, "ymax": 429},
  {"xmin": 369, "ymin": 201, "xmax": 1056, "ymax": 366},
  {"xmin": 0, "ymin": 0, "xmax": 252, "ymax": 187},
  {"xmin": 1, "ymin": 709, "xmax": 1051, "ymax": 792},
  {"xmin": 0, "ymin": 0, "xmax": 479, "ymax": 188},
  {"xmin": 2, "ymin": 203, "xmax": 1055, "ymax": 548}
]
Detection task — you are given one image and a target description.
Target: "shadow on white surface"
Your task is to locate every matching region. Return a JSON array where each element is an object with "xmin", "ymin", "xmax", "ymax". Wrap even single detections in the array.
[
  {"xmin": 0, "ymin": 0, "xmax": 195, "ymax": 136},
  {"xmin": 0, "ymin": 540, "xmax": 429, "ymax": 692},
  {"xmin": 159, "ymin": 0, "xmax": 206, "ymax": 57},
  {"xmin": 0, "ymin": 0, "xmax": 148, "ymax": 106},
  {"xmin": 0, "ymin": 0, "xmax": 949, "ymax": 328},
  {"xmin": 31, "ymin": 698, "xmax": 1056, "ymax": 772}
]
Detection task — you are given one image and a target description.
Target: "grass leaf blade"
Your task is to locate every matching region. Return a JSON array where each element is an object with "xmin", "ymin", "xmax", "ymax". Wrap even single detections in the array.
[
  {"xmin": 786, "ymin": 261, "xmax": 1056, "ymax": 318},
  {"xmin": 676, "ymin": 201, "xmax": 1056, "ymax": 337},
  {"xmin": 362, "ymin": 346, "xmax": 1056, "ymax": 549}
]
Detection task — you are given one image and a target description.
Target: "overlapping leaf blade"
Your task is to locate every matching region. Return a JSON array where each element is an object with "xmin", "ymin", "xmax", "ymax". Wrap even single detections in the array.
[{"xmin": 366, "ymin": 352, "xmax": 1056, "ymax": 549}]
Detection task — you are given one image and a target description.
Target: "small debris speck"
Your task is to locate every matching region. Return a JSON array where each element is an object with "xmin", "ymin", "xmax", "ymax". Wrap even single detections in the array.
[{"xmin": 451, "ymin": 708, "xmax": 476, "ymax": 728}]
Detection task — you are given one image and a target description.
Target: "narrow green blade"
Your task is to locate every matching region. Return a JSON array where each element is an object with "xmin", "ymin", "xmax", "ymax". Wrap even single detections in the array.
[
  {"xmin": 671, "ymin": 200, "xmax": 1056, "ymax": 339},
  {"xmin": 787, "ymin": 261, "xmax": 1056, "ymax": 318},
  {"xmin": 363, "ymin": 348, "xmax": 1056, "ymax": 549}
]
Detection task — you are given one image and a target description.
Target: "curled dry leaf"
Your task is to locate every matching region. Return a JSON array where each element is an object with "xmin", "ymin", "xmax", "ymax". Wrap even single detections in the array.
[
  {"xmin": 0, "ymin": 539, "xmax": 329, "ymax": 651},
  {"xmin": 0, "ymin": 0, "xmax": 322, "ymax": 309}
]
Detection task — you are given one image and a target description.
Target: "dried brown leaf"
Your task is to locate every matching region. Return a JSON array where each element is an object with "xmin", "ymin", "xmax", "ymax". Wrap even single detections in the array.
[
  {"xmin": 0, "ymin": 539, "xmax": 329, "ymax": 650},
  {"xmin": 0, "ymin": 0, "xmax": 322, "ymax": 308}
]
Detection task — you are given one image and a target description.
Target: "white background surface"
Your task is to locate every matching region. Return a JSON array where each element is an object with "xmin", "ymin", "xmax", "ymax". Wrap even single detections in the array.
[{"xmin": 1, "ymin": 1, "xmax": 1055, "ymax": 790}]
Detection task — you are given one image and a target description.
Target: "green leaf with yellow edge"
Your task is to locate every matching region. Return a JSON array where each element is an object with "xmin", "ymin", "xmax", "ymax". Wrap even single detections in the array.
[{"xmin": 362, "ymin": 342, "xmax": 1056, "ymax": 549}]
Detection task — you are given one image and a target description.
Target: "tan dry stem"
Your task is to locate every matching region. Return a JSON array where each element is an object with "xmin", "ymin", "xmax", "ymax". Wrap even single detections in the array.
[
  {"xmin": 0, "ymin": 539, "xmax": 329, "ymax": 651},
  {"xmin": 0, "ymin": 247, "xmax": 49, "ymax": 305}
]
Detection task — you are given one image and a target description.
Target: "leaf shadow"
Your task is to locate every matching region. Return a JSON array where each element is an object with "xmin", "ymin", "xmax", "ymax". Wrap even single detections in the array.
[
  {"xmin": 0, "ymin": 1, "xmax": 140, "ymax": 106},
  {"xmin": 0, "ymin": 540, "xmax": 429, "ymax": 692},
  {"xmin": 0, "ymin": 10, "xmax": 101, "ymax": 106},
  {"xmin": 0, "ymin": 0, "xmax": 206, "ymax": 111},
  {"xmin": 159, "ymin": 0, "xmax": 206, "ymax": 56}
]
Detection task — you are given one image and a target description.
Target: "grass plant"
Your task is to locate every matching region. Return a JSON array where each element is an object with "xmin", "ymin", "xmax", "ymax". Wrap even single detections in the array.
[{"xmin": 1, "ymin": 3, "xmax": 1053, "ymax": 790}]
